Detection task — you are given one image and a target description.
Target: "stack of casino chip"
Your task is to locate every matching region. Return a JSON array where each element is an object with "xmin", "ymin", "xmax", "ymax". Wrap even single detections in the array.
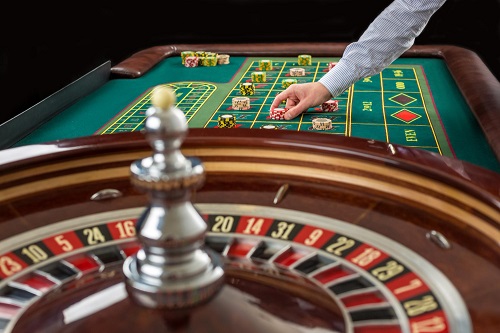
[
  {"xmin": 232, "ymin": 97, "xmax": 251, "ymax": 110},
  {"xmin": 290, "ymin": 68, "xmax": 305, "ymax": 76},
  {"xmin": 195, "ymin": 51, "xmax": 207, "ymax": 58},
  {"xmin": 218, "ymin": 114, "xmax": 236, "ymax": 128},
  {"xmin": 181, "ymin": 51, "xmax": 195, "ymax": 64},
  {"xmin": 259, "ymin": 60, "xmax": 273, "ymax": 71},
  {"xmin": 240, "ymin": 82, "xmax": 255, "ymax": 95},
  {"xmin": 312, "ymin": 118, "xmax": 333, "ymax": 130},
  {"xmin": 195, "ymin": 51, "xmax": 205, "ymax": 66},
  {"xmin": 282, "ymin": 78, "xmax": 297, "ymax": 89},
  {"xmin": 202, "ymin": 56, "xmax": 218, "ymax": 67},
  {"xmin": 183, "ymin": 50, "xmax": 222, "ymax": 67},
  {"xmin": 269, "ymin": 107, "xmax": 287, "ymax": 120},
  {"xmin": 321, "ymin": 99, "xmax": 339, "ymax": 112},
  {"xmin": 217, "ymin": 54, "xmax": 230, "ymax": 64},
  {"xmin": 251, "ymin": 71, "xmax": 267, "ymax": 82},
  {"xmin": 184, "ymin": 56, "xmax": 199, "ymax": 68},
  {"xmin": 328, "ymin": 62, "xmax": 338, "ymax": 71},
  {"xmin": 298, "ymin": 54, "xmax": 312, "ymax": 66}
]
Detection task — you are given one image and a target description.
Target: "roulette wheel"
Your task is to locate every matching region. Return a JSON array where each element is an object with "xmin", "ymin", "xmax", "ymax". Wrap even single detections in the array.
[{"xmin": 0, "ymin": 87, "xmax": 498, "ymax": 332}]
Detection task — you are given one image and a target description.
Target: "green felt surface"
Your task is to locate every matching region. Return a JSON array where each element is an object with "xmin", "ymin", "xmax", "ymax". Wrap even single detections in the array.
[{"xmin": 15, "ymin": 56, "xmax": 500, "ymax": 173}]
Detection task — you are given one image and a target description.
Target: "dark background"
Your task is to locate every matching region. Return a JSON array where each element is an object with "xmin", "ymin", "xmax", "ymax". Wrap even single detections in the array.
[{"xmin": 1, "ymin": 0, "xmax": 499, "ymax": 125}]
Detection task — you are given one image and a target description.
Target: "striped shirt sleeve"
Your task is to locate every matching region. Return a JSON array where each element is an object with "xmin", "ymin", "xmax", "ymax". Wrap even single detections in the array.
[{"xmin": 318, "ymin": 0, "xmax": 447, "ymax": 98}]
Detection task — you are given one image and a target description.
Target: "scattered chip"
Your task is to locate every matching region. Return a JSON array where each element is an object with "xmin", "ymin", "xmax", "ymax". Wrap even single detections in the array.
[
  {"xmin": 312, "ymin": 118, "xmax": 332, "ymax": 130},
  {"xmin": 259, "ymin": 60, "xmax": 273, "ymax": 71},
  {"xmin": 290, "ymin": 68, "xmax": 305, "ymax": 76},
  {"xmin": 298, "ymin": 54, "xmax": 312, "ymax": 66},
  {"xmin": 240, "ymin": 82, "xmax": 255, "ymax": 95},
  {"xmin": 282, "ymin": 78, "xmax": 297, "ymax": 89},
  {"xmin": 218, "ymin": 114, "xmax": 236, "ymax": 128},
  {"xmin": 321, "ymin": 100, "xmax": 339, "ymax": 112},
  {"xmin": 251, "ymin": 71, "xmax": 267, "ymax": 82},
  {"xmin": 269, "ymin": 107, "xmax": 287, "ymax": 120},
  {"xmin": 232, "ymin": 97, "xmax": 251, "ymax": 110},
  {"xmin": 328, "ymin": 62, "xmax": 338, "ymax": 71}
]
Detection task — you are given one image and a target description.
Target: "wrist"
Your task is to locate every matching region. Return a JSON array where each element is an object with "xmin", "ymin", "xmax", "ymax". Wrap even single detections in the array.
[{"xmin": 316, "ymin": 82, "xmax": 333, "ymax": 100}]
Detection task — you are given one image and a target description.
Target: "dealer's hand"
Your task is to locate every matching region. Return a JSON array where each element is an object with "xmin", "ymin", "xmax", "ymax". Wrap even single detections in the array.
[{"xmin": 270, "ymin": 82, "xmax": 332, "ymax": 120}]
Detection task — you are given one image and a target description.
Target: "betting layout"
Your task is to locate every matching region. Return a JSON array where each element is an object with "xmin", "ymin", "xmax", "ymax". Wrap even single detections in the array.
[{"xmin": 97, "ymin": 52, "xmax": 452, "ymax": 157}]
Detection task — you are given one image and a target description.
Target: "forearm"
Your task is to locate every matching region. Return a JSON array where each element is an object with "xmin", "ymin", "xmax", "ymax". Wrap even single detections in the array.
[{"xmin": 319, "ymin": 0, "xmax": 447, "ymax": 97}]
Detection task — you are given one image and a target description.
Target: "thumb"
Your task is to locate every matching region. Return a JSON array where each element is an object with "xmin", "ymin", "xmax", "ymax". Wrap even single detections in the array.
[{"xmin": 284, "ymin": 101, "xmax": 308, "ymax": 120}]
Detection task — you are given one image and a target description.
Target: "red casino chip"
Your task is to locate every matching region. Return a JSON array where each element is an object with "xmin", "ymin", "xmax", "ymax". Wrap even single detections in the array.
[
  {"xmin": 321, "ymin": 100, "xmax": 339, "ymax": 112},
  {"xmin": 269, "ymin": 107, "xmax": 288, "ymax": 120}
]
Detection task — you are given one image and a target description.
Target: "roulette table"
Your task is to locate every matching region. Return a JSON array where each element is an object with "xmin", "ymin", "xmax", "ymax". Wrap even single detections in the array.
[
  {"xmin": 0, "ymin": 125, "xmax": 498, "ymax": 332},
  {"xmin": 0, "ymin": 44, "xmax": 498, "ymax": 332},
  {"xmin": 2, "ymin": 43, "xmax": 500, "ymax": 173}
]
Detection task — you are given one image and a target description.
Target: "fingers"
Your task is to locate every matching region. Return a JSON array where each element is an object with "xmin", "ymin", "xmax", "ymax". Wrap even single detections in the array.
[
  {"xmin": 270, "ymin": 89, "xmax": 290, "ymax": 110},
  {"xmin": 270, "ymin": 86, "xmax": 306, "ymax": 120},
  {"xmin": 270, "ymin": 84, "xmax": 310, "ymax": 120},
  {"xmin": 284, "ymin": 101, "xmax": 308, "ymax": 120}
]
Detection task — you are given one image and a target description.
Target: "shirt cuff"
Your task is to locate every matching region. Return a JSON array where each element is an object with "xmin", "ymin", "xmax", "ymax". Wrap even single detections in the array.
[{"xmin": 318, "ymin": 59, "xmax": 360, "ymax": 98}]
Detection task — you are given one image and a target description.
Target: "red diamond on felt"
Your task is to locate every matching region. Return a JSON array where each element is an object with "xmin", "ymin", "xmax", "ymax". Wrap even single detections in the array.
[{"xmin": 392, "ymin": 109, "xmax": 420, "ymax": 123}]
